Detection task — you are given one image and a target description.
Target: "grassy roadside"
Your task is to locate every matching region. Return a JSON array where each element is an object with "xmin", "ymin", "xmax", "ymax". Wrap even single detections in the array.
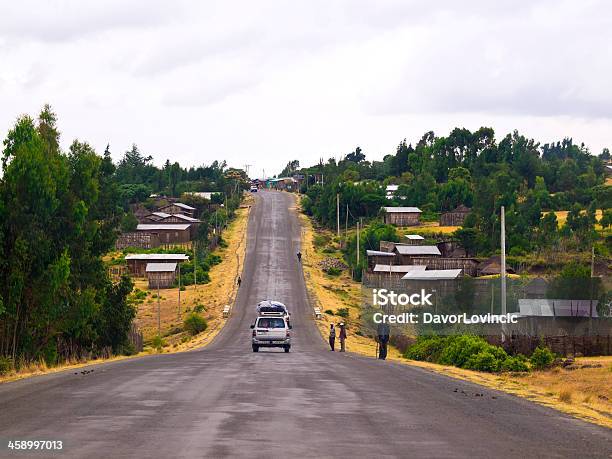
[
  {"xmin": 296, "ymin": 196, "xmax": 612, "ymax": 429},
  {"xmin": 0, "ymin": 197, "xmax": 252, "ymax": 384}
]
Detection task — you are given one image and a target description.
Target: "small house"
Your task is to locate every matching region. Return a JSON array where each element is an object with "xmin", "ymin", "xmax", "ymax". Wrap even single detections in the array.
[
  {"xmin": 366, "ymin": 249, "xmax": 396, "ymax": 270},
  {"xmin": 402, "ymin": 269, "xmax": 462, "ymax": 280},
  {"xmin": 125, "ymin": 253, "xmax": 189, "ymax": 277},
  {"xmin": 405, "ymin": 234, "xmax": 425, "ymax": 245},
  {"xmin": 136, "ymin": 223, "xmax": 192, "ymax": 244},
  {"xmin": 440, "ymin": 205, "xmax": 471, "ymax": 226},
  {"xmin": 146, "ymin": 263, "xmax": 177, "ymax": 289},
  {"xmin": 383, "ymin": 207, "xmax": 422, "ymax": 226},
  {"xmin": 477, "ymin": 255, "xmax": 516, "ymax": 276}
]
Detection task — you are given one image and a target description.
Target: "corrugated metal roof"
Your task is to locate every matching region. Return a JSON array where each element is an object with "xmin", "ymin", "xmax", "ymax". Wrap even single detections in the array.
[
  {"xmin": 151, "ymin": 212, "xmax": 171, "ymax": 218},
  {"xmin": 402, "ymin": 269, "xmax": 462, "ymax": 280},
  {"xmin": 168, "ymin": 214, "xmax": 200, "ymax": 222},
  {"xmin": 125, "ymin": 254, "xmax": 189, "ymax": 261},
  {"xmin": 173, "ymin": 202, "xmax": 196, "ymax": 210},
  {"xmin": 395, "ymin": 245, "xmax": 441, "ymax": 256},
  {"xmin": 518, "ymin": 299, "xmax": 599, "ymax": 317},
  {"xmin": 137, "ymin": 224, "xmax": 191, "ymax": 231},
  {"xmin": 366, "ymin": 250, "xmax": 395, "ymax": 257},
  {"xmin": 146, "ymin": 262, "xmax": 177, "ymax": 273},
  {"xmin": 405, "ymin": 234, "xmax": 424, "ymax": 240},
  {"xmin": 383, "ymin": 206, "xmax": 422, "ymax": 213},
  {"xmin": 373, "ymin": 265, "xmax": 427, "ymax": 273}
]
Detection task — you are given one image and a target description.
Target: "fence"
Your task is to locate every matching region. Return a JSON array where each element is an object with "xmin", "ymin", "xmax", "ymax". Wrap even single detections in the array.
[
  {"xmin": 128, "ymin": 324, "xmax": 144, "ymax": 353},
  {"xmin": 486, "ymin": 333, "xmax": 612, "ymax": 357}
]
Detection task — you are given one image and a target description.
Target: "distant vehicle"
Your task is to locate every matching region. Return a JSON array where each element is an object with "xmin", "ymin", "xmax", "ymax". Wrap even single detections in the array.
[
  {"xmin": 251, "ymin": 315, "xmax": 291, "ymax": 352},
  {"xmin": 250, "ymin": 185, "xmax": 258, "ymax": 192},
  {"xmin": 256, "ymin": 300, "xmax": 290, "ymax": 325}
]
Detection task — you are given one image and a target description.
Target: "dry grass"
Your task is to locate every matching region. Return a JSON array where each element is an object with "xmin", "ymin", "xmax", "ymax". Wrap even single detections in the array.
[
  {"xmin": 401, "ymin": 221, "xmax": 460, "ymax": 234},
  {"xmin": 546, "ymin": 209, "xmax": 603, "ymax": 229},
  {"xmin": 605, "ymin": 177, "xmax": 612, "ymax": 186}
]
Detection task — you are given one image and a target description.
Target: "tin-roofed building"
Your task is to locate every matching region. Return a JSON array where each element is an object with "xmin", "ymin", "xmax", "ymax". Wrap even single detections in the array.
[
  {"xmin": 440, "ymin": 205, "xmax": 471, "ymax": 226},
  {"xmin": 394, "ymin": 244, "xmax": 441, "ymax": 263},
  {"xmin": 405, "ymin": 234, "xmax": 425, "ymax": 245},
  {"xmin": 136, "ymin": 223, "xmax": 192, "ymax": 244},
  {"xmin": 402, "ymin": 269, "xmax": 462, "ymax": 280},
  {"xmin": 383, "ymin": 207, "xmax": 422, "ymax": 226},
  {"xmin": 146, "ymin": 262, "xmax": 177, "ymax": 289},
  {"xmin": 125, "ymin": 253, "xmax": 189, "ymax": 276}
]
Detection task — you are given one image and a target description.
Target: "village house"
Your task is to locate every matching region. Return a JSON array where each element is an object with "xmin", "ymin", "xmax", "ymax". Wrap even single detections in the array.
[
  {"xmin": 477, "ymin": 255, "xmax": 516, "ymax": 276},
  {"xmin": 136, "ymin": 223, "xmax": 192, "ymax": 244},
  {"xmin": 125, "ymin": 253, "xmax": 189, "ymax": 277},
  {"xmin": 393, "ymin": 244, "xmax": 442, "ymax": 264},
  {"xmin": 404, "ymin": 234, "xmax": 425, "ymax": 245},
  {"xmin": 382, "ymin": 207, "xmax": 422, "ymax": 226},
  {"xmin": 146, "ymin": 263, "xmax": 177, "ymax": 289},
  {"xmin": 440, "ymin": 204, "xmax": 471, "ymax": 226}
]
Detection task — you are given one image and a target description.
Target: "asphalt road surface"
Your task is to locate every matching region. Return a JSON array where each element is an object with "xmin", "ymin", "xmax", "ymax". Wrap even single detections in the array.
[{"xmin": 0, "ymin": 190, "xmax": 610, "ymax": 458}]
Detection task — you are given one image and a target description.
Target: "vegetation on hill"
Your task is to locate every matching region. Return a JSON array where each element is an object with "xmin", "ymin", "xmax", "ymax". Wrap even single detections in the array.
[
  {"xmin": 294, "ymin": 128, "xmax": 611, "ymax": 277},
  {"xmin": 0, "ymin": 105, "xmax": 247, "ymax": 369}
]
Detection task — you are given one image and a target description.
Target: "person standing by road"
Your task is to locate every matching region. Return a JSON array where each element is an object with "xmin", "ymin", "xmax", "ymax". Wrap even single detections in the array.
[
  {"xmin": 377, "ymin": 322, "xmax": 390, "ymax": 360},
  {"xmin": 328, "ymin": 324, "xmax": 336, "ymax": 351},
  {"xmin": 237, "ymin": 276, "xmax": 242, "ymax": 288},
  {"xmin": 296, "ymin": 251, "xmax": 302, "ymax": 263},
  {"xmin": 339, "ymin": 323, "xmax": 347, "ymax": 352}
]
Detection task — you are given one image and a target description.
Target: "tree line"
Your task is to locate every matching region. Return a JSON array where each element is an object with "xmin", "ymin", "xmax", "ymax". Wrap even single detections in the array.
[
  {"xmin": 295, "ymin": 128, "xmax": 611, "ymax": 277},
  {"xmin": 0, "ymin": 106, "xmax": 246, "ymax": 368}
]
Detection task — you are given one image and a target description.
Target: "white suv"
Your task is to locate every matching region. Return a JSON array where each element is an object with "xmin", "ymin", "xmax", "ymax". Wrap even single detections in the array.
[{"xmin": 251, "ymin": 314, "xmax": 291, "ymax": 353}]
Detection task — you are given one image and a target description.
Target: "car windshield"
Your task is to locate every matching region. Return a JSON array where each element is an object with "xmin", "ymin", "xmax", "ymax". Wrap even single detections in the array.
[{"xmin": 257, "ymin": 318, "xmax": 285, "ymax": 328}]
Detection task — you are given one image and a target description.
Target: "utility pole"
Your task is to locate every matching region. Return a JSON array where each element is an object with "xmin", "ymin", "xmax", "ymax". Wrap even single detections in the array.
[
  {"xmin": 193, "ymin": 241, "xmax": 197, "ymax": 289},
  {"xmin": 336, "ymin": 193, "xmax": 340, "ymax": 237},
  {"xmin": 157, "ymin": 279, "xmax": 161, "ymax": 338},
  {"xmin": 345, "ymin": 203, "xmax": 349, "ymax": 238},
  {"xmin": 501, "ymin": 205, "xmax": 506, "ymax": 315},
  {"xmin": 356, "ymin": 221, "xmax": 360, "ymax": 265},
  {"xmin": 177, "ymin": 263, "xmax": 181, "ymax": 321}
]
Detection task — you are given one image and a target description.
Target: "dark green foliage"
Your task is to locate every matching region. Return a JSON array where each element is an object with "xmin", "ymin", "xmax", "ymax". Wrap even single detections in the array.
[
  {"xmin": 183, "ymin": 313, "xmax": 207, "ymax": 336},
  {"xmin": 324, "ymin": 309, "xmax": 334, "ymax": 315},
  {"xmin": 324, "ymin": 267, "xmax": 342, "ymax": 276},
  {"xmin": 0, "ymin": 356, "xmax": 13, "ymax": 375},
  {"xmin": 405, "ymin": 335, "xmax": 530, "ymax": 373},
  {"xmin": 530, "ymin": 345, "xmax": 555, "ymax": 370},
  {"xmin": 336, "ymin": 308, "xmax": 349, "ymax": 318}
]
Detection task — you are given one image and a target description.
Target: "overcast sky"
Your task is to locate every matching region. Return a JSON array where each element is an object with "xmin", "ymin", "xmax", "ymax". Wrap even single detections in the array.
[{"xmin": 1, "ymin": 0, "xmax": 610, "ymax": 177}]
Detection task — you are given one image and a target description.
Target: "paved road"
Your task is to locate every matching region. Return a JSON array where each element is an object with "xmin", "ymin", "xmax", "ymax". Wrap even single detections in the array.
[{"xmin": 0, "ymin": 190, "xmax": 610, "ymax": 458}]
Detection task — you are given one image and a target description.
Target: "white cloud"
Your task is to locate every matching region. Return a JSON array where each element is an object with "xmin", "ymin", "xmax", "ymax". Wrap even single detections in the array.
[{"xmin": 0, "ymin": 0, "xmax": 610, "ymax": 176}]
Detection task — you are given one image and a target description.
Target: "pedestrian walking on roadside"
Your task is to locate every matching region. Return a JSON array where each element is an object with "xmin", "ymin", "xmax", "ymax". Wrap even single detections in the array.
[
  {"xmin": 297, "ymin": 251, "xmax": 302, "ymax": 263},
  {"xmin": 377, "ymin": 322, "xmax": 390, "ymax": 360},
  {"xmin": 328, "ymin": 324, "xmax": 336, "ymax": 351},
  {"xmin": 237, "ymin": 276, "xmax": 242, "ymax": 288},
  {"xmin": 339, "ymin": 322, "xmax": 347, "ymax": 352}
]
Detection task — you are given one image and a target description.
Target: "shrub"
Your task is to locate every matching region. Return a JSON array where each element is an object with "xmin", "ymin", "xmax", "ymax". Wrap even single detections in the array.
[
  {"xmin": 530, "ymin": 345, "xmax": 555, "ymax": 370},
  {"xmin": 559, "ymin": 389, "xmax": 573, "ymax": 403},
  {"xmin": 121, "ymin": 343, "xmax": 137, "ymax": 356},
  {"xmin": 439, "ymin": 335, "xmax": 507, "ymax": 368},
  {"xmin": 184, "ymin": 313, "xmax": 208, "ymax": 336},
  {"xmin": 405, "ymin": 336, "xmax": 447, "ymax": 362},
  {"xmin": 336, "ymin": 308, "xmax": 349, "ymax": 318},
  {"xmin": 325, "ymin": 267, "xmax": 342, "ymax": 276},
  {"xmin": 0, "ymin": 356, "xmax": 14, "ymax": 375},
  {"xmin": 501, "ymin": 355, "xmax": 530, "ymax": 372},
  {"xmin": 151, "ymin": 335, "xmax": 165, "ymax": 351},
  {"xmin": 324, "ymin": 309, "xmax": 334, "ymax": 315},
  {"xmin": 464, "ymin": 350, "xmax": 501, "ymax": 372},
  {"xmin": 193, "ymin": 304, "xmax": 206, "ymax": 313}
]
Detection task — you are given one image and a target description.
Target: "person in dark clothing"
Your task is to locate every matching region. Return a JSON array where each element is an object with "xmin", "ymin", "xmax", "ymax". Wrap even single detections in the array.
[
  {"xmin": 328, "ymin": 324, "xmax": 336, "ymax": 351},
  {"xmin": 377, "ymin": 322, "xmax": 390, "ymax": 360},
  {"xmin": 237, "ymin": 276, "xmax": 242, "ymax": 287},
  {"xmin": 339, "ymin": 323, "xmax": 347, "ymax": 352},
  {"xmin": 297, "ymin": 251, "xmax": 302, "ymax": 262}
]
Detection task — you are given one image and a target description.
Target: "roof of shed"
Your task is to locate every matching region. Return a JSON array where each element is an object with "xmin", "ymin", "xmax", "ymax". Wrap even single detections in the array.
[
  {"xmin": 402, "ymin": 269, "xmax": 462, "ymax": 280},
  {"xmin": 382, "ymin": 206, "xmax": 422, "ymax": 213},
  {"xmin": 125, "ymin": 254, "xmax": 189, "ymax": 261},
  {"xmin": 146, "ymin": 262, "xmax": 177, "ymax": 273},
  {"xmin": 395, "ymin": 245, "xmax": 441, "ymax": 256}
]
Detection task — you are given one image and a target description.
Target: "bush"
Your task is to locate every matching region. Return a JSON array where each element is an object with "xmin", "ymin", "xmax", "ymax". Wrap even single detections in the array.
[
  {"xmin": 184, "ymin": 313, "xmax": 208, "ymax": 336},
  {"xmin": 405, "ymin": 336, "xmax": 447, "ymax": 362},
  {"xmin": 324, "ymin": 309, "xmax": 334, "ymax": 315},
  {"xmin": 0, "ymin": 356, "xmax": 14, "ymax": 375},
  {"xmin": 438, "ymin": 335, "xmax": 507, "ymax": 368},
  {"xmin": 151, "ymin": 335, "xmax": 165, "ymax": 351},
  {"xmin": 120, "ymin": 342, "xmax": 137, "ymax": 356},
  {"xmin": 501, "ymin": 355, "xmax": 530, "ymax": 372},
  {"xmin": 336, "ymin": 308, "xmax": 349, "ymax": 318},
  {"xmin": 193, "ymin": 304, "xmax": 206, "ymax": 313},
  {"xmin": 325, "ymin": 267, "xmax": 342, "ymax": 276},
  {"xmin": 464, "ymin": 350, "xmax": 501, "ymax": 372},
  {"xmin": 530, "ymin": 345, "xmax": 555, "ymax": 370}
]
